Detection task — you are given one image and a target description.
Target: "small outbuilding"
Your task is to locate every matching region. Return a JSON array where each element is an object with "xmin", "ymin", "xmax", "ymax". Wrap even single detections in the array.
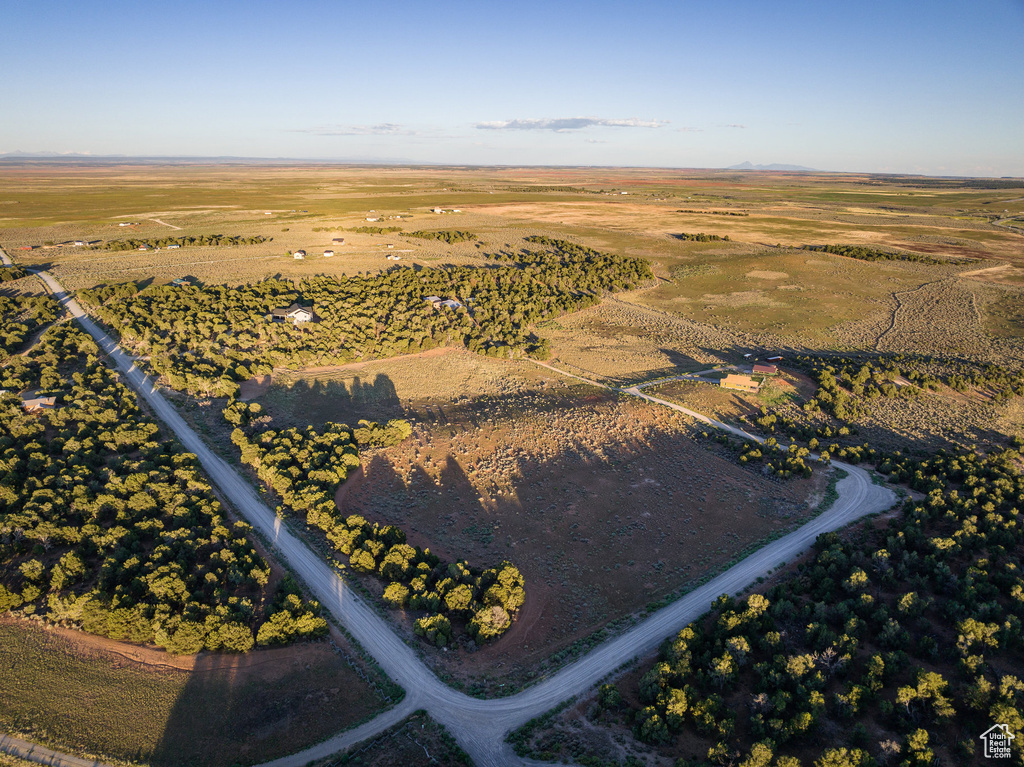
[
  {"xmin": 323, "ymin": 250, "xmax": 334, "ymax": 257},
  {"xmin": 720, "ymin": 374, "xmax": 760, "ymax": 393},
  {"xmin": 332, "ymin": 238, "xmax": 346, "ymax": 244},
  {"xmin": 293, "ymin": 250, "xmax": 306, "ymax": 259},
  {"xmin": 753, "ymin": 364, "xmax": 778, "ymax": 375}
]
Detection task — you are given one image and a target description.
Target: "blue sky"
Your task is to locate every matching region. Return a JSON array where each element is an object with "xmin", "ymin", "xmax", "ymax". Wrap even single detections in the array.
[{"xmin": 3, "ymin": 0, "xmax": 1023, "ymax": 175}]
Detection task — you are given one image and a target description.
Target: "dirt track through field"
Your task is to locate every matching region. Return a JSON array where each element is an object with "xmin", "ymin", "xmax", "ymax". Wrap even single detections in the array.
[{"xmin": 3, "ymin": 247, "xmax": 897, "ymax": 767}]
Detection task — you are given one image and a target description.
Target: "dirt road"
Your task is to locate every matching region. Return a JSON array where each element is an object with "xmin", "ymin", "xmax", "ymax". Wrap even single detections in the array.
[{"xmin": 5, "ymin": 258, "xmax": 897, "ymax": 767}]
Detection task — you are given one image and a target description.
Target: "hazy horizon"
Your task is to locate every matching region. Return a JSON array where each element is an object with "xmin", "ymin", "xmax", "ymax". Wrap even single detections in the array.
[{"xmin": 4, "ymin": 0, "xmax": 1023, "ymax": 176}]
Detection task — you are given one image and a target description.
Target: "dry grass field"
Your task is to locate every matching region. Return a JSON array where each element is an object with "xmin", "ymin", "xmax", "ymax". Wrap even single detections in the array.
[
  {"xmin": 248, "ymin": 365, "xmax": 828, "ymax": 691},
  {"xmin": 2, "ymin": 166, "xmax": 1022, "ymax": 354},
  {"xmin": 0, "ymin": 617, "xmax": 386, "ymax": 767}
]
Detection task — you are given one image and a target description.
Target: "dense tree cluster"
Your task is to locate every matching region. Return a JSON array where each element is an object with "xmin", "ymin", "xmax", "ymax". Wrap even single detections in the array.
[
  {"xmin": 350, "ymin": 226, "xmax": 402, "ymax": 234},
  {"xmin": 76, "ymin": 239, "xmax": 653, "ymax": 396},
  {"xmin": 672, "ymin": 233, "xmax": 731, "ymax": 242},
  {"xmin": 527, "ymin": 446, "xmax": 1024, "ymax": 765},
  {"xmin": 0, "ymin": 267, "xmax": 28, "ymax": 282},
  {"xmin": 803, "ymin": 244, "xmax": 967, "ymax": 266},
  {"xmin": 228, "ymin": 413, "xmax": 525, "ymax": 645},
  {"xmin": 99, "ymin": 235, "xmax": 268, "ymax": 251},
  {"xmin": 406, "ymin": 230, "xmax": 478, "ymax": 244},
  {"xmin": 0, "ymin": 294, "xmax": 59, "ymax": 361},
  {"xmin": 0, "ymin": 325, "xmax": 326, "ymax": 654}
]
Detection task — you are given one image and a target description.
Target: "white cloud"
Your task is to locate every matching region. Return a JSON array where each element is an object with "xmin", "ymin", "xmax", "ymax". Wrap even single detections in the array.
[
  {"xmin": 294, "ymin": 123, "xmax": 416, "ymax": 136},
  {"xmin": 475, "ymin": 117, "xmax": 667, "ymax": 132}
]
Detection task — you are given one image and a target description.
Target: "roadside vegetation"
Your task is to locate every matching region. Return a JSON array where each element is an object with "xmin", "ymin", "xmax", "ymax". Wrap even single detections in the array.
[
  {"xmin": 225, "ymin": 401, "xmax": 526, "ymax": 646},
  {"xmin": 0, "ymin": 294, "xmax": 59, "ymax": 361},
  {"xmin": 321, "ymin": 709, "xmax": 471, "ymax": 766},
  {"xmin": 0, "ymin": 324, "xmax": 326, "ymax": 654},
  {"xmin": 513, "ymin": 444, "xmax": 1024, "ymax": 766},
  {"xmin": 0, "ymin": 267, "xmax": 28, "ymax": 282}
]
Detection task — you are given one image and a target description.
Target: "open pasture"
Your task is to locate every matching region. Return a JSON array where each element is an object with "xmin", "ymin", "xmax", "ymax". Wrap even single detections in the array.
[{"xmin": 0, "ymin": 617, "xmax": 385, "ymax": 767}]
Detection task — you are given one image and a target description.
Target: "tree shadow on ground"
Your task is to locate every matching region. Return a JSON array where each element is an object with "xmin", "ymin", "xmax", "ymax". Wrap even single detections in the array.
[
  {"xmin": 148, "ymin": 640, "xmax": 383, "ymax": 767},
  {"xmin": 269, "ymin": 373, "xmax": 404, "ymax": 428}
]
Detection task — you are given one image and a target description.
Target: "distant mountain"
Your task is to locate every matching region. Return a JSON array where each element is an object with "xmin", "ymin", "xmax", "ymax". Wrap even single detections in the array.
[{"xmin": 727, "ymin": 161, "xmax": 818, "ymax": 172}]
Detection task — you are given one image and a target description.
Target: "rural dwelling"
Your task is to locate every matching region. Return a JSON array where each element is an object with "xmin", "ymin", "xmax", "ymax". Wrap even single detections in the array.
[
  {"xmin": 720, "ymin": 374, "xmax": 760, "ymax": 393},
  {"xmin": 323, "ymin": 250, "xmax": 334, "ymax": 257},
  {"xmin": 270, "ymin": 303, "xmax": 315, "ymax": 324},
  {"xmin": 439, "ymin": 299, "xmax": 464, "ymax": 310},
  {"xmin": 73, "ymin": 240, "xmax": 87, "ymax": 246},
  {"xmin": 22, "ymin": 396, "xmax": 57, "ymax": 413},
  {"xmin": 167, "ymin": 244, "xmax": 180, "ymax": 249},
  {"xmin": 332, "ymin": 238, "xmax": 346, "ymax": 244},
  {"xmin": 293, "ymin": 250, "xmax": 306, "ymax": 259},
  {"xmin": 422, "ymin": 295, "xmax": 443, "ymax": 305},
  {"xmin": 753, "ymin": 364, "xmax": 778, "ymax": 375}
]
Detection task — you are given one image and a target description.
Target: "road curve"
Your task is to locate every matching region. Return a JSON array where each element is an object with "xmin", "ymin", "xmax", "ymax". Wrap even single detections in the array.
[{"xmin": 7, "ymin": 259, "xmax": 897, "ymax": 767}]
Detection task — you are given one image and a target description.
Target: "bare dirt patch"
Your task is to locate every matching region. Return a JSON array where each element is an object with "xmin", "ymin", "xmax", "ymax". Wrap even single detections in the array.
[
  {"xmin": 744, "ymin": 269, "xmax": 789, "ymax": 279},
  {"xmin": 333, "ymin": 387, "xmax": 822, "ymax": 689}
]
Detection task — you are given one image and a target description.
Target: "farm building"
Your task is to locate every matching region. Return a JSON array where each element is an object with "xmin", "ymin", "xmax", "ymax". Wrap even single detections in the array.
[
  {"xmin": 18, "ymin": 245, "xmax": 35, "ymax": 250},
  {"xmin": 170, "ymin": 277, "xmax": 192, "ymax": 287},
  {"xmin": 22, "ymin": 396, "xmax": 57, "ymax": 413},
  {"xmin": 431, "ymin": 207, "xmax": 444, "ymax": 214},
  {"xmin": 270, "ymin": 303, "xmax": 315, "ymax": 324},
  {"xmin": 422, "ymin": 295, "xmax": 463, "ymax": 310},
  {"xmin": 73, "ymin": 240, "xmax": 87, "ymax": 246},
  {"xmin": 293, "ymin": 250, "xmax": 306, "ymax": 259},
  {"xmin": 323, "ymin": 250, "xmax": 334, "ymax": 257},
  {"xmin": 766, "ymin": 355, "xmax": 783, "ymax": 362},
  {"xmin": 167, "ymin": 244, "xmax": 180, "ymax": 249},
  {"xmin": 753, "ymin": 364, "xmax": 778, "ymax": 375},
  {"xmin": 332, "ymin": 238, "xmax": 346, "ymax": 244},
  {"xmin": 720, "ymin": 374, "xmax": 760, "ymax": 393}
]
